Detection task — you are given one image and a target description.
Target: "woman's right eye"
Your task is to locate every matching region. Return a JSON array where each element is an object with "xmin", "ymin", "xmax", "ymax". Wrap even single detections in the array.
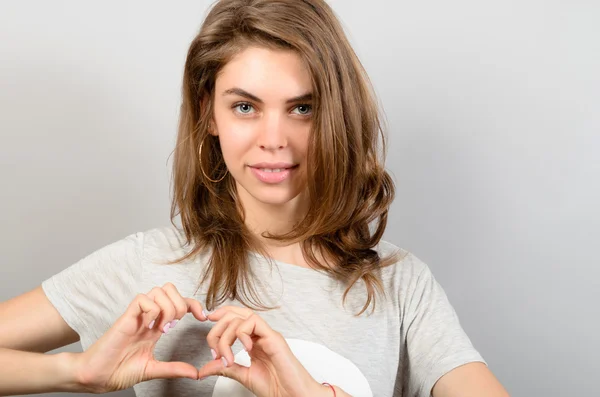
[{"xmin": 233, "ymin": 103, "xmax": 255, "ymax": 115}]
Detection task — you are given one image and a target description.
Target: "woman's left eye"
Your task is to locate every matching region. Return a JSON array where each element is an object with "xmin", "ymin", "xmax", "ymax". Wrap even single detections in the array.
[{"xmin": 292, "ymin": 104, "xmax": 312, "ymax": 116}]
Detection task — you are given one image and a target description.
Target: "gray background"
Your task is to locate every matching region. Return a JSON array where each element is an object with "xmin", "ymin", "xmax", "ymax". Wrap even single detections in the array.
[{"xmin": 1, "ymin": 1, "xmax": 598, "ymax": 396}]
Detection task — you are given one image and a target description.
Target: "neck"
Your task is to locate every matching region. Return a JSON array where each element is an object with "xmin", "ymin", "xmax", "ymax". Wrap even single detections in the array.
[
  {"xmin": 235, "ymin": 185, "xmax": 331, "ymax": 269},
  {"xmin": 236, "ymin": 184, "xmax": 307, "ymax": 250}
]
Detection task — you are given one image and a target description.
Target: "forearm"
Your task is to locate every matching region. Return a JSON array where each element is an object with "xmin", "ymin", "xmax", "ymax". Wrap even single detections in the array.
[{"xmin": 0, "ymin": 348, "xmax": 85, "ymax": 396}]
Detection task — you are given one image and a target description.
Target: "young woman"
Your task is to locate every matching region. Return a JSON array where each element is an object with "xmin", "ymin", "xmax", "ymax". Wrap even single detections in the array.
[{"xmin": 0, "ymin": 0, "xmax": 510, "ymax": 396}]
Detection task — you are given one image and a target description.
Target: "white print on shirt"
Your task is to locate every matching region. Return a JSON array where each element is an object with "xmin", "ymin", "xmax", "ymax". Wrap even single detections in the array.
[{"xmin": 212, "ymin": 338, "xmax": 373, "ymax": 397}]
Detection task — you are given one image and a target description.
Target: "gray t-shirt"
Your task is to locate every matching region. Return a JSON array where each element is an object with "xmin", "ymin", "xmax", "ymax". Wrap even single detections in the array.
[{"xmin": 42, "ymin": 226, "xmax": 485, "ymax": 397}]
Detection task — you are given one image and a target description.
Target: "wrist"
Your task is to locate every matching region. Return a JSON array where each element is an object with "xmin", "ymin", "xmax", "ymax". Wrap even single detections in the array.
[
  {"xmin": 313, "ymin": 382, "xmax": 337, "ymax": 397},
  {"xmin": 320, "ymin": 382, "xmax": 352, "ymax": 397},
  {"xmin": 63, "ymin": 352, "xmax": 101, "ymax": 394},
  {"xmin": 54, "ymin": 352, "xmax": 92, "ymax": 393}
]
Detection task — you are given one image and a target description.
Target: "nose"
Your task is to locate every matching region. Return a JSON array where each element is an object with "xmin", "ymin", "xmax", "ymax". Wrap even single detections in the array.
[{"xmin": 256, "ymin": 112, "xmax": 287, "ymax": 150}]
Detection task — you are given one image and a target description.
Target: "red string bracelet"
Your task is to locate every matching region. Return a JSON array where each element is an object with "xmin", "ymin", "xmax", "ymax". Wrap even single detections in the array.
[{"xmin": 322, "ymin": 382, "xmax": 337, "ymax": 396}]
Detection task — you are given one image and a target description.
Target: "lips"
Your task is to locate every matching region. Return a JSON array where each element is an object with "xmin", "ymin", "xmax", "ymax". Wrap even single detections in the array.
[
  {"xmin": 248, "ymin": 162, "xmax": 297, "ymax": 169},
  {"xmin": 248, "ymin": 164, "xmax": 299, "ymax": 184}
]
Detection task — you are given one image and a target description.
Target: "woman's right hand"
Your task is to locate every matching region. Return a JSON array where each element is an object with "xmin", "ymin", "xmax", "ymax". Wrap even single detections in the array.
[{"xmin": 73, "ymin": 283, "xmax": 208, "ymax": 393}]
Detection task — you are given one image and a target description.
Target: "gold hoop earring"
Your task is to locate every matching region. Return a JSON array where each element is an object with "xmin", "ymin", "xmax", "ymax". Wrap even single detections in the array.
[{"xmin": 199, "ymin": 136, "xmax": 228, "ymax": 183}]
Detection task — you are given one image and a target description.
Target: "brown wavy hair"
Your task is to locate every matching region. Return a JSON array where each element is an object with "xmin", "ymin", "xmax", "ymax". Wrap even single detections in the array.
[{"xmin": 168, "ymin": 0, "xmax": 399, "ymax": 315}]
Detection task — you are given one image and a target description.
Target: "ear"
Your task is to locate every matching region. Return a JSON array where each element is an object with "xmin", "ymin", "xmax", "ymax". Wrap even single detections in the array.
[
  {"xmin": 208, "ymin": 119, "xmax": 219, "ymax": 137},
  {"xmin": 200, "ymin": 95, "xmax": 219, "ymax": 137}
]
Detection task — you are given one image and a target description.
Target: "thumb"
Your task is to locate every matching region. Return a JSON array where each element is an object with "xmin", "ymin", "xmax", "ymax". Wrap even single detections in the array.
[
  {"xmin": 198, "ymin": 359, "xmax": 249, "ymax": 384},
  {"xmin": 145, "ymin": 360, "xmax": 200, "ymax": 381}
]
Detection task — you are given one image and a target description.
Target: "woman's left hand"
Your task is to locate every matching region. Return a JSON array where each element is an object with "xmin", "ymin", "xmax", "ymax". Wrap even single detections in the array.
[{"xmin": 197, "ymin": 306, "xmax": 328, "ymax": 397}]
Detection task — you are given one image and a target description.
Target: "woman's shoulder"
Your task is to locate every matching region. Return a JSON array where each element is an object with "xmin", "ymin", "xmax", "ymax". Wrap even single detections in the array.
[
  {"xmin": 376, "ymin": 239, "xmax": 431, "ymax": 283},
  {"xmin": 139, "ymin": 224, "xmax": 187, "ymax": 247},
  {"xmin": 135, "ymin": 224, "xmax": 196, "ymax": 264}
]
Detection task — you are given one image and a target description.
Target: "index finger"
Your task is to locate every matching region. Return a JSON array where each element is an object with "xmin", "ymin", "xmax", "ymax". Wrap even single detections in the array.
[
  {"xmin": 161, "ymin": 283, "xmax": 208, "ymax": 322},
  {"xmin": 206, "ymin": 305, "xmax": 253, "ymax": 322},
  {"xmin": 184, "ymin": 297, "xmax": 209, "ymax": 322}
]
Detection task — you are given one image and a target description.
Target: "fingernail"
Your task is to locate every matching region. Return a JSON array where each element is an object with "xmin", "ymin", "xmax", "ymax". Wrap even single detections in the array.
[
  {"xmin": 199, "ymin": 376, "xmax": 206, "ymax": 381},
  {"xmin": 148, "ymin": 320, "xmax": 155, "ymax": 330},
  {"xmin": 163, "ymin": 323, "xmax": 170, "ymax": 334},
  {"xmin": 169, "ymin": 319, "xmax": 178, "ymax": 329},
  {"xmin": 211, "ymin": 349, "xmax": 217, "ymax": 360},
  {"xmin": 221, "ymin": 357, "xmax": 228, "ymax": 367},
  {"xmin": 202, "ymin": 309, "xmax": 211, "ymax": 320}
]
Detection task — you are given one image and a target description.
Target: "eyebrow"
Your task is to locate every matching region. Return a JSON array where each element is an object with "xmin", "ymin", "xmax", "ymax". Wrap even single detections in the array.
[{"xmin": 222, "ymin": 88, "xmax": 313, "ymax": 104}]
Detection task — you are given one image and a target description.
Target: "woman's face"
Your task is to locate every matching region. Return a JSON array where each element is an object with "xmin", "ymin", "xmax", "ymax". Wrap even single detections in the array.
[{"xmin": 211, "ymin": 46, "xmax": 312, "ymax": 208}]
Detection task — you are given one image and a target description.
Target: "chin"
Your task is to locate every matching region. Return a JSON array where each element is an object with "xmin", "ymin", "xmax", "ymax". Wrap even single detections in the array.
[
  {"xmin": 234, "ymin": 177, "xmax": 302, "ymax": 206},
  {"xmin": 249, "ymin": 187, "xmax": 302, "ymax": 206}
]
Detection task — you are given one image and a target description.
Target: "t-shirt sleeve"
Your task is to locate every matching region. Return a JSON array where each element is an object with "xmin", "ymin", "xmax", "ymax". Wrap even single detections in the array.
[
  {"xmin": 400, "ymin": 254, "xmax": 486, "ymax": 397},
  {"xmin": 41, "ymin": 232, "xmax": 144, "ymax": 350}
]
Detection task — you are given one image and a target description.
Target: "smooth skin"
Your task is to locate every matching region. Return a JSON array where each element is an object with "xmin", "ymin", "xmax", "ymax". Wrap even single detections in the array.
[{"xmin": 211, "ymin": 46, "xmax": 313, "ymax": 263}]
